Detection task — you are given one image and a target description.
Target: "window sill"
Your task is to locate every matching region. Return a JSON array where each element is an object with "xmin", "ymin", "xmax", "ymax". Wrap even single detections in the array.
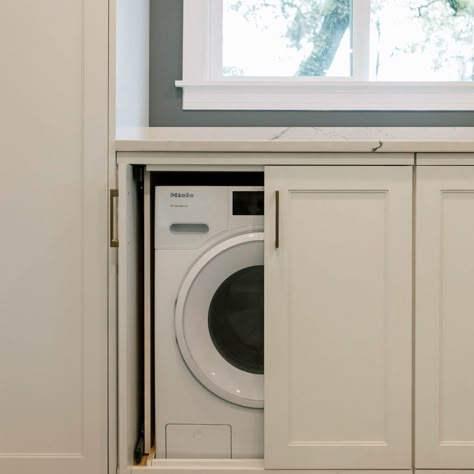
[{"xmin": 175, "ymin": 80, "xmax": 474, "ymax": 111}]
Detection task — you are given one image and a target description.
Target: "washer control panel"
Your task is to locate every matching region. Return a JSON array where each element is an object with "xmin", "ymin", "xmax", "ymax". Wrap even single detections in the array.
[{"xmin": 155, "ymin": 186, "xmax": 263, "ymax": 250}]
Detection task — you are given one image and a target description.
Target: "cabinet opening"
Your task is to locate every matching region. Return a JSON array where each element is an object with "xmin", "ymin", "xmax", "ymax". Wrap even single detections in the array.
[
  {"xmin": 120, "ymin": 168, "xmax": 266, "ymax": 471},
  {"xmin": 150, "ymin": 170, "xmax": 265, "ymax": 464}
]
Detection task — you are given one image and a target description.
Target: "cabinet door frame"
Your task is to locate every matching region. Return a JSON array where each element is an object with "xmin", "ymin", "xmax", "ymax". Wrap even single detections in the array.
[
  {"xmin": 416, "ymin": 165, "xmax": 474, "ymax": 468},
  {"xmin": 264, "ymin": 165, "xmax": 413, "ymax": 470}
]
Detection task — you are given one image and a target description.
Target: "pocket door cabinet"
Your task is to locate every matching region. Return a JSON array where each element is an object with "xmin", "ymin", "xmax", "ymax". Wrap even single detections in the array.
[{"xmin": 116, "ymin": 154, "xmax": 474, "ymax": 474}]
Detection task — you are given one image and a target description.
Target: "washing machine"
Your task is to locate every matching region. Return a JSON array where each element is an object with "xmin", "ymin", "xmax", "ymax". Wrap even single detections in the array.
[{"xmin": 154, "ymin": 185, "xmax": 264, "ymax": 460}]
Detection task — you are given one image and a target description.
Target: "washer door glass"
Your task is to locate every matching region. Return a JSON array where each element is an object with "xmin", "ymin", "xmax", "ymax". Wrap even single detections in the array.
[
  {"xmin": 209, "ymin": 265, "xmax": 264, "ymax": 375},
  {"xmin": 175, "ymin": 232, "xmax": 264, "ymax": 408}
]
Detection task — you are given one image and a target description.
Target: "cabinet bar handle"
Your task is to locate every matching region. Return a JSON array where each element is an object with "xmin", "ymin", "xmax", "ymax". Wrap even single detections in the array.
[
  {"xmin": 275, "ymin": 190, "xmax": 280, "ymax": 249},
  {"xmin": 110, "ymin": 189, "xmax": 119, "ymax": 248}
]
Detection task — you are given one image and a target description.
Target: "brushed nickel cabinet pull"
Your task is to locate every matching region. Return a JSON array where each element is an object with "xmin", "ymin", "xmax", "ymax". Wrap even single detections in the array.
[
  {"xmin": 110, "ymin": 189, "xmax": 119, "ymax": 248},
  {"xmin": 275, "ymin": 190, "xmax": 280, "ymax": 249}
]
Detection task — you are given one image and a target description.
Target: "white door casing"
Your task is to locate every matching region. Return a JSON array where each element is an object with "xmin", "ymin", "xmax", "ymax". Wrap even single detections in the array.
[{"xmin": 264, "ymin": 166, "xmax": 412, "ymax": 470}]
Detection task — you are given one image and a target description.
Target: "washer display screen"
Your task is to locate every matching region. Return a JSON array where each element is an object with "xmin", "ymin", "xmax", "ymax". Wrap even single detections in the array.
[
  {"xmin": 208, "ymin": 265, "xmax": 264, "ymax": 375},
  {"xmin": 232, "ymin": 191, "xmax": 264, "ymax": 216}
]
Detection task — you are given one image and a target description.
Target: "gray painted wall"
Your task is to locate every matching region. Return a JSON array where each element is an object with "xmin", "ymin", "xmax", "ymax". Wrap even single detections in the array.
[{"xmin": 149, "ymin": 0, "xmax": 474, "ymax": 127}]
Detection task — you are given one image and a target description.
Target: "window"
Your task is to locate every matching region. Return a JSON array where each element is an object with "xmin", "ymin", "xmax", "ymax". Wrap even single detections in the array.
[{"xmin": 176, "ymin": 0, "xmax": 474, "ymax": 110}]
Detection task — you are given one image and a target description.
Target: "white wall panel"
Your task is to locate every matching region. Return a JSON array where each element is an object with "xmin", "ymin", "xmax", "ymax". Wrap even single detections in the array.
[{"xmin": 0, "ymin": 1, "xmax": 108, "ymax": 472}]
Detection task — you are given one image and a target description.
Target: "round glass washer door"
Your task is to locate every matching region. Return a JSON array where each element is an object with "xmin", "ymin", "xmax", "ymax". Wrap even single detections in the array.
[{"xmin": 175, "ymin": 232, "xmax": 264, "ymax": 408}]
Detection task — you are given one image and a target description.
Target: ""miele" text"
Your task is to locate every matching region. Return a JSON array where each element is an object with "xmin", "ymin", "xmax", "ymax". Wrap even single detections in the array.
[{"xmin": 170, "ymin": 192, "xmax": 194, "ymax": 198}]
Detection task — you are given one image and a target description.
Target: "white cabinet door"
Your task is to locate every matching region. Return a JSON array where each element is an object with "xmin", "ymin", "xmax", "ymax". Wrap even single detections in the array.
[
  {"xmin": 0, "ymin": 1, "xmax": 108, "ymax": 473},
  {"xmin": 117, "ymin": 164, "xmax": 142, "ymax": 474},
  {"xmin": 416, "ymin": 166, "xmax": 474, "ymax": 468},
  {"xmin": 264, "ymin": 166, "xmax": 412, "ymax": 470}
]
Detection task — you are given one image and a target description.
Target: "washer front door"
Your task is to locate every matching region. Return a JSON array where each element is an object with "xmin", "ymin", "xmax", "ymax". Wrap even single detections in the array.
[{"xmin": 175, "ymin": 232, "xmax": 264, "ymax": 408}]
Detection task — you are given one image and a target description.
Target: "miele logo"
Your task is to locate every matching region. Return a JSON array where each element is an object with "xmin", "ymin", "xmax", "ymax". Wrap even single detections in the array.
[{"xmin": 170, "ymin": 192, "xmax": 194, "ymax": 198}]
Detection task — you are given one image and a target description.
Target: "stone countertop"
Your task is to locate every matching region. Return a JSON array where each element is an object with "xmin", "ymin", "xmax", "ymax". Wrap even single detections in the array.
[{"xmin": 115, "ymin": 127, "xmax": 474, "ymax": 153}]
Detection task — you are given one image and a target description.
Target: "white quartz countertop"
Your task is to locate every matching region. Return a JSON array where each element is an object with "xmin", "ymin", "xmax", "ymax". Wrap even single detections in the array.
[{"xmin": 115, "ymin": 127, "xmax": 474, "ymax": 153}]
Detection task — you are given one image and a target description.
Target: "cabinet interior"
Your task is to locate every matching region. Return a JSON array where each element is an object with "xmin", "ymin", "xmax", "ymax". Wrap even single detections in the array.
[{"xmin": 118, "ymin": 165, "xmax": 266, "ymax": 472}]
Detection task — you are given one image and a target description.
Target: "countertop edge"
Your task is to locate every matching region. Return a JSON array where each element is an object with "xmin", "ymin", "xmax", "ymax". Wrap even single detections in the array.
[
  {"xmin": 115, "ymin": 140, "xmax": 474, "ymax": 153},
  {"xmin": 114, "ymin": 127, "xmax": 474, "ymax": 153}
]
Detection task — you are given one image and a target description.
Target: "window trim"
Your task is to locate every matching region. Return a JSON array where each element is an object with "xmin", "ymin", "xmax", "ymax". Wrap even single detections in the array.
[{"xmin": 176, "ymin": 0, "xmax": 474, "ymax": 111}]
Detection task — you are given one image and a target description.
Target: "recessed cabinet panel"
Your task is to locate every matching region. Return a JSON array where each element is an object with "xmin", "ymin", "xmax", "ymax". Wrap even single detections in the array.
[
  {"xmin": 0, "ymin": 0, "xmax": 83, "ymax": 455},
  {"xmin": 416, "ymin": 166, "xmax": 474, "ymax": 468},
  {"xmin": 288, "ymin": 191, "xmax": 387, "ymax": 444},
  {"xmin": 264, "ymin": 166, "xmax": 412, "ymax": 470}
]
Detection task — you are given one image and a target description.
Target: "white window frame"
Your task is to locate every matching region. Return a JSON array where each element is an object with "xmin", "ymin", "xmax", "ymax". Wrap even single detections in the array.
[{"xmin": 175, "ymin": 0, "xmax": 474, "ymax": 111}]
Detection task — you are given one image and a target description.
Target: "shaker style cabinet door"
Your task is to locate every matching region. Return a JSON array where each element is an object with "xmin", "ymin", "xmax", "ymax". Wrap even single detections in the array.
[
  {"xmin": 0, "ymin": 1, "xmax": 108, "ymax": 474},
  {"xmin": 264, "ymin": 166, "xmax": 412, "ymax": 470},
  {"xmin": 416, "ymin": 166, "xmax": 474, "ymax": 468}
]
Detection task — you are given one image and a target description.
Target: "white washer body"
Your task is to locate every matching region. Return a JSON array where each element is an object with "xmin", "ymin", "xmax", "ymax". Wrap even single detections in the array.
[{"xmin": 154, "ymin": 186, "xmax": 264, "ymax": 459}]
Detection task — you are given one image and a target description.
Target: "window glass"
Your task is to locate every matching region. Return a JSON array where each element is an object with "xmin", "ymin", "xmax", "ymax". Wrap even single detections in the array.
[
  {"xmin": 208, "ymin": 265, "xmax": 264, "ymax": 375},
  {"xmin": 222, "ymin": 0, "xmax": 473, "ymax": 81},
  {"xmin": 223, "ymin": 0, "xmax": 352, "ymax": 77},
  {"xmin": 370, "ymin": 1, "xmax": 474, "ymax": 81}
]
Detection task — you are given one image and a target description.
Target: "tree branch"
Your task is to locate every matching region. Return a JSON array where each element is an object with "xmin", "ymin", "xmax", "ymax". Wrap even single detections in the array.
[{"xmin": 297, "ymin": 0, "xmax": 350, "ymax": 76}]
